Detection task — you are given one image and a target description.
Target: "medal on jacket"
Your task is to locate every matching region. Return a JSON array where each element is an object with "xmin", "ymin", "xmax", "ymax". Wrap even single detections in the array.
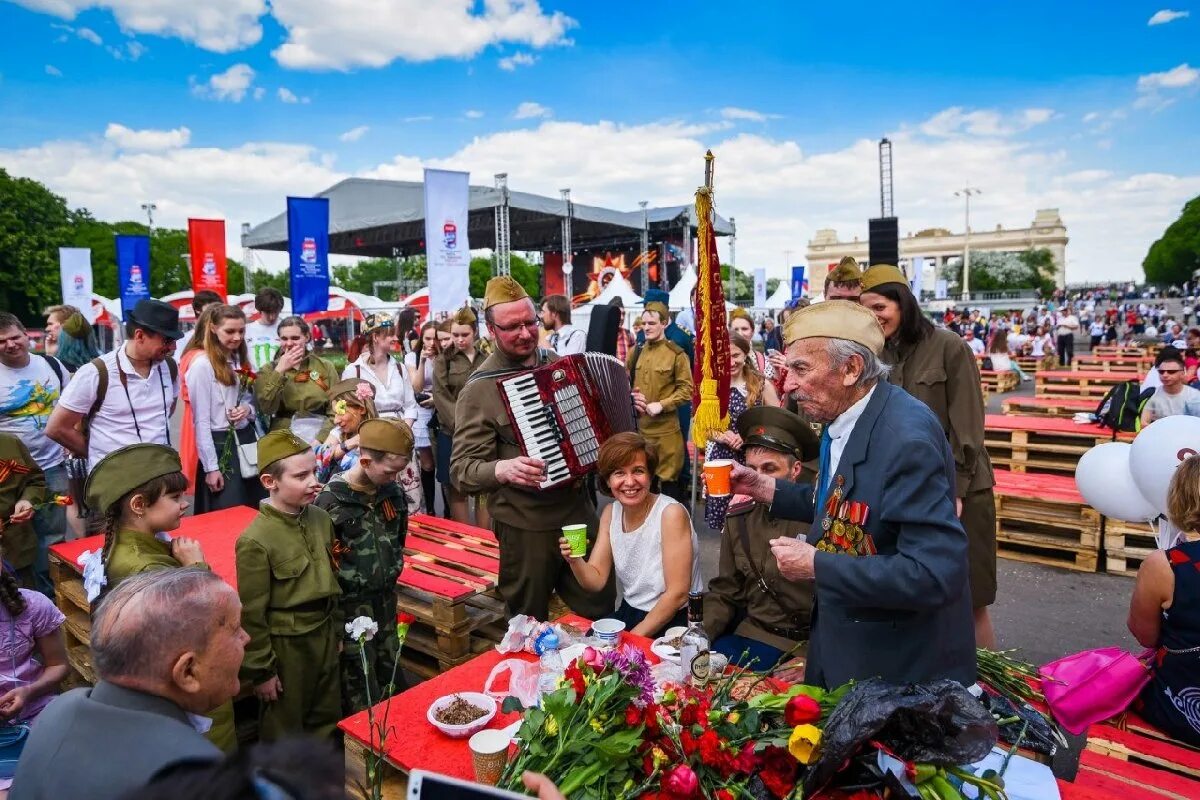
[{"xmin": 820, "ymin": 476, "xmax": 844, "ymax": 532}]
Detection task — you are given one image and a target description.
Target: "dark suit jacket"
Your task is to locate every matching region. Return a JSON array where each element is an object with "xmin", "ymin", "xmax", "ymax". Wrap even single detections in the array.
[
  {"xmin": 771, "ymin": 380, "xmax": 976, "ymax": 688},
  {"xmin": 10, "ymin": 681, "xmax": 221, "ymax": 800}
]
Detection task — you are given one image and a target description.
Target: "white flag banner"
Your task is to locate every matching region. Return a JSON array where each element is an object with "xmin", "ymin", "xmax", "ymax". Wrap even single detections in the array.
[
  {"xmin": 753, "ymin": 268, "xmax": 767, "ymax": 307},
  {"xmin": 910, "ymin": 256, "xmax": 925, "ymax": 298},
  {"xmin": 59, "ymin": 248, "xmax": 97, "ymax": 322},
  {"xmin": 424, "ymin": 168, "xmax": 471, "ymax": 315}
]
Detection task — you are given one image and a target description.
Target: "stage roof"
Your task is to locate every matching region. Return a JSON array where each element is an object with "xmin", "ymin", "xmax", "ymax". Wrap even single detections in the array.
[{"xmin": 243, "ymin": 178, "xmax": 733, "ymax": 258}]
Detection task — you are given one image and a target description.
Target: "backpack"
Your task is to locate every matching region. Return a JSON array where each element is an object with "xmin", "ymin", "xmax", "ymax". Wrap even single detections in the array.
[{"xmin": 1094, "ymin": 380, "xmax": 1153, "ymax": 434}]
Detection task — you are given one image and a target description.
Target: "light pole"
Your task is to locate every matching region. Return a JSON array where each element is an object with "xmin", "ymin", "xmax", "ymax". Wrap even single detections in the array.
[
  {"xmin": 954, "ymin": 187, "xmax": 980, "ymax": 301},
  {"xmin": 140, "ymin": 202, "xmax": 157, "ymax": 236},
  {"xmin": 560, "ymin": 189, "xmax": 573, "ymax": 301},
  {"xmin": 639, "ymin": 201, "xmax": 649, "ymax": 295}
]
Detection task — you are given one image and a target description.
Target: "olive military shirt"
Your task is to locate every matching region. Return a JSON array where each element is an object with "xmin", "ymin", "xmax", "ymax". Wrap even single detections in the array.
[
  {"xmin": 105, "ymin": 529, "xmax": 210, "ymax": 588},
  {"xmin": 431, "ymin": 345, "xmax": 482, "ymax": 437},
  {"xmin": 0, "ymin": 435, "xmax": 45, "ymax": 570},
  {"xmin": 254, "ymin": 354, "xmax": 340, "ymax": 432},
  {"xmin": 627, "ymin": 338, "xmax": 693, "ymax": 435}
]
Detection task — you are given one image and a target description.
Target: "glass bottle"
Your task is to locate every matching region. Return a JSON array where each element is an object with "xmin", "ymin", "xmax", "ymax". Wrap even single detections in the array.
[{"xmin": 679, "ymin": 591, "xmax": 711, "ymax": 688}]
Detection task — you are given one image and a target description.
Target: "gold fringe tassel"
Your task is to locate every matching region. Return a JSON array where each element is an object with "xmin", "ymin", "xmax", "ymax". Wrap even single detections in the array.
[{"xmin": 692, "ymin": 186, "xmax": 728, "ymax": 448}]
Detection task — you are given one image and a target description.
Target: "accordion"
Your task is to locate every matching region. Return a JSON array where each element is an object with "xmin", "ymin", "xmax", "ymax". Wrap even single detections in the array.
[{"xmin": 497, "ymin": 353, "xmax": 638, "ymax": 489}]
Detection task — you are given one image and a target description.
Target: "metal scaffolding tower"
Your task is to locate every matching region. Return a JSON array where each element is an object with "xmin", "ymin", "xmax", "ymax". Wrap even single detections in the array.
[
  {"xmin": 879, "ymin": 138, "xmax": 894, "ymax": 218},
  {"xmin": 639, "ymin": 201, "xmax": 649, "ymax": 295},
  {"xmin": 493, "ymin": 173, "xmax": 512, "ymax": 276},
  {"xmin": 561, "ymin": 189, "xmax": 573, "ymax": 299}
]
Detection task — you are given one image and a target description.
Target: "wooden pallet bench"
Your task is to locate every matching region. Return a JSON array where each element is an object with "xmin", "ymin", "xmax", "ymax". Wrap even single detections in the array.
[
  {"xmin": 1093, "ymin": 345, "xmax": 1156, "ymax": 358},
  {"xmin": 1103, "ymin": 517, "xmax": 1158, "ymax": 577},
  {"xmin": 1036, "ymin": 370, "xmax": 1143, "ymax": 400},
  {"xmin": 1016, "ymin": 354, "xmax": 1057, "ymax": 374},
  {"xmin": 1085, "ymin": 714, "xmax": 1200, "ymax": 792},
  {"xmin": 980, "ymin": 369, "xmax": 1019, "ymax": 394},
  {"xmin": 1075, "ymin": 355, "xmax": 1155, "ymax": 373},
  {"xmin": 993, "ymin": 469, "xmax": 1100, "ymax": 572},
  {"xmin": 1001, "ymin": 395, "xmax": 1098, "ymax": 418},
  {"xmin": 985, "ymin": 414, "xmax": 1132, "ymax": 476},
  {"xmin": 396, "ymin": 514, "xmax": 506, "ymax": 679}
]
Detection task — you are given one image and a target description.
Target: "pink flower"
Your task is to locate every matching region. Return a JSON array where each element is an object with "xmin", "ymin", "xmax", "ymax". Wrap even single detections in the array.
[
  {"xmin": 582, "ymin": 646, "xmax": 605, "ymax": 669},
  {"xmin": 662, "ymin": 765, "xmax": 700, "ymax": 798},
  {"xmin": 355, "ymin": 382, "xmax": 374, "ymax": 401}
]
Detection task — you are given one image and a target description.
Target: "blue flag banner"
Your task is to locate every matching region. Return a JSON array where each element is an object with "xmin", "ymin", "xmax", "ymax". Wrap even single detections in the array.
[
  {"xmin": 791, "ymin": 265, "xmax": 807, "ymax": 301},
  {"xmin": 287, "ymin": 197, "xmax": 330, "ymax": 315},
  {"xmin": 115, "ymin": 235, "xmax": 151, "ymax": 319}
]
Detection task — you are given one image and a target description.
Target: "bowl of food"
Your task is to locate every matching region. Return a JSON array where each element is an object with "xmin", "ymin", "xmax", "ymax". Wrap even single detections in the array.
[
  {"xmin": 650, "ymin": 626, "xmax": 688, "ymax": 663},
  {"xmin": 427, "ymin": 692, "xmax": 498, "ymax": 738}
]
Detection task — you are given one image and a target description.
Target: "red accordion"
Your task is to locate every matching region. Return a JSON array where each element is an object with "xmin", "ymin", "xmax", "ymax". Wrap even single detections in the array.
[{"xmin": 497, "ymin": 353, "xmax": 637, "ymax": 489}]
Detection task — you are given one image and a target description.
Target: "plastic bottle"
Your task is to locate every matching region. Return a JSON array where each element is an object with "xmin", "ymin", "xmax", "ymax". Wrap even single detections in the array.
[{"xmin": 534, "ymin": 629, "xmax": 563, "ymax": 700}]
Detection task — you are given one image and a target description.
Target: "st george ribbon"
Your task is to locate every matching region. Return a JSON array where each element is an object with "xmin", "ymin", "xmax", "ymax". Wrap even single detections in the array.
[
  {"xmin": 286, "ymin": 197, "xmax": 330, "ymax": 315},
  {"xmin": 115, "ymin": 234, "xmax": 151, "ymax": 319}
]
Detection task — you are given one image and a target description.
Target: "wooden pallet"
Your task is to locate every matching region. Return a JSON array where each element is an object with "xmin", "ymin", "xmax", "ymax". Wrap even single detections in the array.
[
  {"xmin": 1036, "ymin": 370, "xmax": 1141, "ymax": 400},
  {"xmin": 1093, "ymin": 345, "xmax": 1155, "ymax": 358},
  {"xmin": 980, "ymin": 369, "xmax": 1019, "ymax": 393},
  {"xmin": 1075, "ymin": 355, "xmax": 1154, "ymax": 373},
  {"xmin": 994, "ymin": 469, "xmax": 1101, "ymax": 555},
  {"xmin": 1069, "ymin": 750, "xmax": 1200, "ymax": 799},
  {"xmin": 1016, "ymin": 354, "xmax": 1057, "ymax": 374},
  {"xmin": 1001, "ymin": 395, "xmax": 1099, "ymax": 418},
  {"xmin": 998, "ymin": 537, "xmax": 1099, "ymax": 572},
  {"xmin": 985, "ymin": 414, "xmax": 1128, "ymax": 475},
  {"xmin": 49, "ymin": 553, "xmax": 91, "ymax": 685},
  {"xmin": 1103, "ymin": 517, "xmax": 1157, "ymax": 576},
  {"xmin": 1087, "ymin": 717, "xmax": 1200, "ymax": 782},
  {"xmin": 344, "ymin": 737, "xmax": 408, "ymax": 800}
]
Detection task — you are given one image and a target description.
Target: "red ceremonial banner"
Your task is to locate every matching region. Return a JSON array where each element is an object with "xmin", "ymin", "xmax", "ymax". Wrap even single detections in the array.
[{"xmin": 188, "ymin": 218, "xmax": 228, "ymax": 297}]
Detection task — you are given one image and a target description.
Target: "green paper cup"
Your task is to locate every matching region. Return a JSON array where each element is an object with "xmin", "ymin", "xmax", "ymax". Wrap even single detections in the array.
[{"xmin": 563, "ymin": 524, "xmax": 588, "ymax": 557}]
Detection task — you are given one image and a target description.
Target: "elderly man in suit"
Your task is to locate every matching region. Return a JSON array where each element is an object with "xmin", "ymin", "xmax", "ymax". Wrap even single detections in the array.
[
  {"xmin": 11, "ymin": 568, "xmax": 247, "ymax": 800},
  {"xmin": 730, "ymin": 300, "xmax": 975, "ymax": 689}
]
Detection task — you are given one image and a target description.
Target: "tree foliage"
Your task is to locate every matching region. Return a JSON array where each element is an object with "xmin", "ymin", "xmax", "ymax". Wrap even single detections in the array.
[
  {"xmin": 1144, "ymin": 196, "xmax": 1200, "ymax": 285},
  {"xmin": 939, "ymin": 248, "xmax": 1057, "ymax": 294},
  {"xmin": 0, "ymin": 169, "xmax": 77, "ymax": 321}
]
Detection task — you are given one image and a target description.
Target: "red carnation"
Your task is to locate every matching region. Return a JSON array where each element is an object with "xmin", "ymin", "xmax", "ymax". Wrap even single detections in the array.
[
  {"xmin": 679, "ymin": 728, "xmax": 697, "ymax": 757},
  {"xmin": 716, "ymin": 790, "xmax": 735, "ymax": 800},
  {"xmin": 732, "ymin": 742, "xmax": 758, "ymax": 774},
  {"xmin": 396, "ymin": 611, "xmax": 415, "ymax": 625},
  {"xmin": 625, "ymin": 704, "xmax": 643, "ymax": 727},
  {"xmin": 784, "ymin": 694, "xmax": 822, "ymax": 727},
  {"xmin": 563, "ymin": 662, "xmax": 586, "ymax": 701},
  {"xmin": 644, "ymin": 703, "xmax": 662, "ymax": 736},
  {"xmin": 662, "ymin": 765, "xmax": 700, "ymax": 799},
  {"xmin": 758, "ymin": 745, "xmax": 798, "ymax": 799}
]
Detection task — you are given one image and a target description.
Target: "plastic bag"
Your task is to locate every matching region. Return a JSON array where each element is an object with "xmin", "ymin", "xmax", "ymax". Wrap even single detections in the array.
[
  {"xmin": 483, "ymin": 659, "xmax": 541, "ymax": 708},
  {"xmin": 804, "ymin": 679, "xmax": 998, "ymax": 793},
  {"xmin": 497, "ymin": 615, "xmax": 540, "ymax": 654}
]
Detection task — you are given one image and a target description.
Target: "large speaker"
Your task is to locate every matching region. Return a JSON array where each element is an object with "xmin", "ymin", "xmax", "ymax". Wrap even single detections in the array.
[
  {"xmin": 586, "ymin": 304, "xmax": 622, "ymax": 356},
  {"xmin": 868, "ymin": 216, "xmax": 899, "ymax": 267}
]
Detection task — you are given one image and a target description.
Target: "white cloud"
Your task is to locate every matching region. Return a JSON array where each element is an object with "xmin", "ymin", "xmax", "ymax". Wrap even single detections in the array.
[
  {"xmin": 271, "ymin": 0, "xmax": 575, "ymax": 70},
  {"xmin": 1082, "ymin": 111, "xmax": 1100, "ymax": 123},
  {"xmin": 339, "ymin": 125, "xmax": 369, "ymax": 142},
  {"xmin": 125, "ymin": 41, "xmax": 147, "ymax": 60},
  {"xmin": 1148, "ymin": 9, "xmax": 1189, "ymax": 25},
  {"xmin": 404, "ymin": 115, "xmax": 433, "ymax": 122},
  {"xmin": 1137, "ymin": 63, "xmax": 1199, "ymax": 91},
  {"xmin": 720, "ymin": 107, "xmax": 779, "ymax": 122},
  {"xmin": 919, "ymin": 106, "xmax": 1056, "ymax": 137},
  {"xmin": 76, "ymin": 26, "xmax": 101, "ymax": 45},
  {"xmin": 464, "ymin": 109, "xmax": 485, "ymax": 119},
  {"xmin": 44, "ymin": 64, "xmax": 62, "ymax": 76},
  {"xmin": 277, "ymin": 87, "xmax": 309, "ymax": 104},
  {"xmin": 513, "ymin": 101, "xmax": 551, "ymax": 119},
  {"xmin": 498, "ymin": 51, "xmax": 536, "ymax": 71},
  {"xmin": 12, "ymin": 0, "xmax": 266, "ymax": 53},
  {"xmin": 252, "ymin": 86, "xmax": 265, "ymax": 101},
  {"xmin": 104, "ymin": 123, "xmax": 191, "ymax": 151},
  {"xmin": 192, "ymin": 63, "xmax": 256, "ymax": 102}
]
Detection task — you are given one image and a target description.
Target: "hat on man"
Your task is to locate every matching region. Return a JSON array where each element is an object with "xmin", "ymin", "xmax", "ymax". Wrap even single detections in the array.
[
  {"xmin": 358, "ymin": 419, "xmax": 413, "ymax": 457},
  {"xmin": 483, "ymin": 276, "xmax": 530, "ymax": 310},
  {"xmin": 644, "ymin": 301, "xmax": 670, "ymax": 321},
  {"xmin": 61, "ymin": 312, "xmax": 91, "ymax": 340},
  {"xmin": 860, "ymin": 264, "xmax": 909, "ymax": 293},
  {"xmin": 126, "ymin": 298, "xmax": 183, "ymax": 341},
  {"xmin": 783, "ymin": 300, "xmax": 885, "ymax": 355},
  {"xmin": 826, "ymin": 256, "xmax": 863, "ymax": 286},
  {"xmin": 258, "ymin": 430, "xmax": 311, "ymax": 473},
  {"xmin": 737, "ymin": 406, "xmax": 819, "ymax": 462},
  {"xmin": 85, "ymin": 444, "xmax": 182, "ymax": 514}
]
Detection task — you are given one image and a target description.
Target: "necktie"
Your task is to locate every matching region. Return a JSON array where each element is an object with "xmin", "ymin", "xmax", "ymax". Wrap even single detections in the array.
[{"xmin": 812, "ymin": 427, "xmax": 833, "ymax": 527}]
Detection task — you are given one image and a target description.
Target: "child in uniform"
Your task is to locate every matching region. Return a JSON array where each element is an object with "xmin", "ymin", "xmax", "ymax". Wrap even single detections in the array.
[
  {"xmin": 236, "ymin": 430, "xmax": 341, "ymax": 739},
  {"xmin": 0, "ymin": 433, "xmax": 45, "ymax": 589}
]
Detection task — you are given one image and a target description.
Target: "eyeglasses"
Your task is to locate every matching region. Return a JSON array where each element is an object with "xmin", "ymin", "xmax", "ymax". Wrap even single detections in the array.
[
  {"xmin": 1159, "ymin": 368, "xmax": 1184, "ymax": 375},
  {"xmin": 492, "ymin": 319, "xmax": 539, "ymax": 334}
]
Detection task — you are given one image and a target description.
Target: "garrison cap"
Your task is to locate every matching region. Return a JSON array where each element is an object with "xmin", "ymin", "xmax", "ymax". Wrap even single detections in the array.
[
  {"xmin": 860, "ymin": 264, "xmax": 909, "ymax": 293},
  {"xmin": 85, "ymin": 444, "xmax": 182, "ymax": 514},
  {"xmin": 483, "ymin": 276, "xmax": 529, "ymax": 310},
  {"xmin": 737, "ymin": 406, "xmax": 819, "ymax": 462},
  {"xmin": 328, "ymin": 378, "xmax": 377, "ymax": 418},
  {"xmin": 453, "ymin": 306, "xmax": 480, "ymax": 327},
  {"xmin": 258, "ymin": 429, "xmax": 311, "ymax": 473},
  {"xmin": 825, "ymin": 256, "xmax": 863, "ymax": 286},
  {"xmin": 358, "ymin": 418, "xmax": 413, "ymax": 457},
  {"xmin": 729, "ymin": 307, "xmax": 754, "ymax": 325},
  {"xmin": 644, "ymin": 301, "xmax": 670, "ymax": 321},
  {"xmin": 783, "ymin": 300, "xmax": 885, "ymax": 355},
  {"xmin": 362, "ymin": 312, "xmax": 395, "ymax": 336}
]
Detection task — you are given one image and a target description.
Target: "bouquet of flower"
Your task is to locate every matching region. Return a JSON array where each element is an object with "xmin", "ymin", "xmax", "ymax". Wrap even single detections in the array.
[{"xmin": 349, "ymin": 610, "xmax": 416, "ymax": 800}]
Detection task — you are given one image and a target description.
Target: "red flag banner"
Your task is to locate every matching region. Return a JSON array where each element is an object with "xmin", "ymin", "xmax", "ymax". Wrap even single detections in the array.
[
  {"xmin": 691, "ymin": 151, "xmax": 731, "ymax": 447},
  {"xmin": 188, "ymin": 218, "xmax": 228, "ymax": 297}
]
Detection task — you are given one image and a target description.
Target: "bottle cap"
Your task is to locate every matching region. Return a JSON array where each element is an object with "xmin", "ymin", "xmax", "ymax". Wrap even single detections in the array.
[{"xmin": 534, "ymin": 629, "xmax": 560, "ymax": 656}]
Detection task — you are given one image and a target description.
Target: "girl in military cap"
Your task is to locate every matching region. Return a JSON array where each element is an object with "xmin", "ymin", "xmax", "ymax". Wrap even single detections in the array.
[
  {"xmin": 255, "ymin": 316, "xmax": 339, "ymax": 437},
  {"xmin": 343, "ymin": 313, "xmax": 419, "ymax": 427},
  {"xmin": 315, "ymin": 379, "xmax": 378, "ymax": 483}
]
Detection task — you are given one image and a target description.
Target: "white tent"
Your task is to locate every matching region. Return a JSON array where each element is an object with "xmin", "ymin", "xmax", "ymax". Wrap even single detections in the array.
[
  {"xmin": 591, "ymin": 272, "xmax": 643, "ymax": 308},
  {"xmin": 764, "ymin": 281, "xmax": 793, "ymax": 310},
  {"xmin": 667, "ymin": 269, "xmax": 696, "ymax": 310}
]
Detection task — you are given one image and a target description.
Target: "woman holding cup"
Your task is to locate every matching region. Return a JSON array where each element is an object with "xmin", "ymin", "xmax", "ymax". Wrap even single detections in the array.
[{"xmin": 558, "ymin": 432, "xmax": 703, "ymax": 638}]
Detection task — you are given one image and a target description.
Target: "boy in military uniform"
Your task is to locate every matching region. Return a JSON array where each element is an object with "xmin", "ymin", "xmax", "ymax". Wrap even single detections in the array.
[
  {"xmin": 0, "ymin": 432, "xmax": 45, "ymax": 588},
  {"xmin": 823, "ymin": 256, "xmax": 863, "ymax": 301},
  {"xmin": 314, "ymin": 418, "xmax": 412, "ymax": 715},
  {"xmin": 705, "ymin": 406, "xmax": 818, "ymax": 668},
  {"xmin": 629, "ymin": 301, "xmax": 693, "ymax": 501},
  {"xmin": 237, "ymin": 430, "xmax": 341, "ymax": 739}
]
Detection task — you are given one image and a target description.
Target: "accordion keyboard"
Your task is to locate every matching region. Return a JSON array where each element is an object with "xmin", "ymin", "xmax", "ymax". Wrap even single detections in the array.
[{"xmin": 500, "ymin": 373, "xmax": 574, "ymax": 488}]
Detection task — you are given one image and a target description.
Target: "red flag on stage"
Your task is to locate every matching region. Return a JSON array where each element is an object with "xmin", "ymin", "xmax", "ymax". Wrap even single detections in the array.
[{"xmin": 188, "ymin": 218, "xmax": 228, "ymax": 298}]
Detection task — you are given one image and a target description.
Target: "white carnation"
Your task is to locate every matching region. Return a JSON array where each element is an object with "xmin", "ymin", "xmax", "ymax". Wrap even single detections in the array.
[{"xmin": 346, "ymin": 616, "xmax": 379, "ymax": 642}]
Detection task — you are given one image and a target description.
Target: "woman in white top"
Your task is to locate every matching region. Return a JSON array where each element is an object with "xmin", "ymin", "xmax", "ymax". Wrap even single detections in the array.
[
  {"xmin": 559, "ymin": 432, "xmax": 703, "ymax": 638},
  {"xmin": 1028, "ymin": 324, "xmax": 1056, "ymax": 358},
  {"xmin": 405, "ymin": 321, "xmax": 439, "ymax": 515},
  {"xmin": 185, "ymin": 304, "xmax": 264, "ymax": 513},
  {"xmin": 343, "ymin": 313, "xmax": 419, "ymax": 427}
]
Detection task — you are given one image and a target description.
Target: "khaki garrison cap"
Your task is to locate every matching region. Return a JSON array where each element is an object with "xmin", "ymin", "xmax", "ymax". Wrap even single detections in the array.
[
  {"xmin": 86, "ymin": 444, "xmax": 182, "ymax": 515},
  {"xmin": 644, "ymin": 301, "xmax": 670, "ymax": 320},
  {"xmin": 860, "ymin": 264, "xmax": 909, "ymax": 293},
  {"xmin": 826, "ymin": 256, "xmax": 863, "ymax": 285},
  {"xmin": 782, "ymin": 299, "xmax": 885, "ymax": 355},
  {"xmin": 358, "ymin": 418, "xmax": 414, "ymax": 457},
  {"xmin": 483, "ymin": 276, "xmax": 530, "ymax": 310},
  {"xmin": 258, "ymin": 430, "xmax": 311, "ymax": 473},
  {"xmin": 737, "ymin": 406, "xmax": 819, "ymax": 462}
]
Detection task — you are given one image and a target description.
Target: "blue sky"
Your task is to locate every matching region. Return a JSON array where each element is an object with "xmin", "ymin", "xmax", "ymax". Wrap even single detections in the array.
[{"xmin": 1, "ymin": 1, "xmax": 1197, "ymax": 281}]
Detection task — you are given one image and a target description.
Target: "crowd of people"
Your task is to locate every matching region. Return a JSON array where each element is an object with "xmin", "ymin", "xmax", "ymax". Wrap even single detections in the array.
[{"xmin": 0, "ymin": 263, "xmax": 1198, "ymax": 798}]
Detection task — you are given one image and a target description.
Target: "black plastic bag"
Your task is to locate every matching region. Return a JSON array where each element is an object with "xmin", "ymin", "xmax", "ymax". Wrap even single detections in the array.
[{"xmin": 804, "ymin": 679, "xmax": 999, "ymax": 793}]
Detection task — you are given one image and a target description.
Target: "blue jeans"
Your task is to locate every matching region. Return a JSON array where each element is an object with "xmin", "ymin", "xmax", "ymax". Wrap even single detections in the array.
[
  {"xmin": 32, "ymin": 464, "xmax": 68, "ymax": 597},
  {"xmin": 713, "ymin": 634, "xmax": 784, "ymax": 670}
]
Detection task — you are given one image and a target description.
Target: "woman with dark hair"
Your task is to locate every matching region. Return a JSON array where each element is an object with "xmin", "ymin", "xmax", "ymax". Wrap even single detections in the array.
[
  {"xmin": 254, "ymin": 316, "xmax": 339, "ymax": 437},
  {"xmin": 394, "ymin": 306, "xmax": 421, "ymax": 357},
  {"xmin": 432, "ymin": 307, "xmax": 487, "ymax": 525},
  {"xmin": 859, "ymin": 265, "xmax": 998, "ymax": 649}
]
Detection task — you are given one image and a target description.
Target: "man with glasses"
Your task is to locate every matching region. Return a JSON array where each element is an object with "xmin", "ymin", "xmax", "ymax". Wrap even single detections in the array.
[
  {"xmin": 451, "ymin": 277, "xmax": 615, "ymax": 621},
  {"xmin": 1141, "ymin": 350, "xmax": 1200, "ymax": 428}
]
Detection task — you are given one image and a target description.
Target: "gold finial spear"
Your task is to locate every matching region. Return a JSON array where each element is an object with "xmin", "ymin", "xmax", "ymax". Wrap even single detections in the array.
[{"xmin": 704, "ymin": 150, "xmax": 715, "ymax": 191}]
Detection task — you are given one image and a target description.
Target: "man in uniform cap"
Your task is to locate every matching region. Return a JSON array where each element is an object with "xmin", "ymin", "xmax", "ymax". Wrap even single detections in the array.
[
  {"xmin": 629, "ymin": 301, "xmax": 694, "ymax": 501},
  {"xmin": 823, "ymin": 256, "xmax": 863, "ymax": 302},
  {"xmin": 315, "ymin": 418, "xmax": 412, "ymax": 714},
  {"xmin": 451, "ymin": 277, "xmax": 615, "ymax": 621},
  {"xmin": 704, "ymin": 406, "xmax": 818, "ymax": 668},
  {"xmin": 729, "ymin": 300, "xmax": 975, "ymax": 689}
]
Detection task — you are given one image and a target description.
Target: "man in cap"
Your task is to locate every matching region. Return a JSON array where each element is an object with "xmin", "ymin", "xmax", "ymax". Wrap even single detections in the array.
[
  {"xmin": 629, "ymin": 301, "xmax": 694, "ymax": 501},
  {"xmin": 47, "ymin": 298, "xmax": 183, "ymax": 472},
  {"xmin": 451, "ymin": 277, "xmax": 615, "ymax": 620},
  {"xmin": 315, "ymin": 418, "xmax": 412, "ymax": 714},
  {"xmin": 704, "ymin": 406, "xmax": 818, "ymax": 668},
  {"xmin": 729, "ymin": 301, "xmax": 975, "ymax": 688},
  {"xmin": 823, "ymin": 256, "xmax": 863, "ymax": 302}
]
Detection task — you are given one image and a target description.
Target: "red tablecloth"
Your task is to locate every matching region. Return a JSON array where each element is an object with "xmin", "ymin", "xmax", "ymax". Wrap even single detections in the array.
[
  {"xmin": 984, "ymin": 413, "xmax": 1132, "ymax": 439},
  {"xmin": 48, "ymin": 506, "xmax": 255, "ymax": 590},
  {"xmin": 338, "ymin": 615, "xmax": 659, "ymax": 782}
]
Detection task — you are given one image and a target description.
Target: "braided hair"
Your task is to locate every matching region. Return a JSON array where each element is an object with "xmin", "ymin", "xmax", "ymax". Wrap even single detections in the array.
[
  {"xmin": 100, "ymin": 471, "xmax": 190, "ymax": 570},
  {"xmin": 0, "ymin": 569, "xmax": 26, "ymax": 616}
]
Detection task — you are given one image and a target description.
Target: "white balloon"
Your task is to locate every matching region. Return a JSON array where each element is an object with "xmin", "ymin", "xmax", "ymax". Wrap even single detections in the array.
[
  {"xmin": 1129, "ymin": 415, "xmax": 1200, "ymax": 515},
  {"xmin": 1075, "ymin": 442, "xmax": 1159, "ymax": 522}
]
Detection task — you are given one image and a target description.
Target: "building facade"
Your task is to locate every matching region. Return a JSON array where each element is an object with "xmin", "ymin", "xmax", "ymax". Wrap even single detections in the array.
[{"xmin": 805, "ymin": 209, "xmax": 1068, "ymax": 292}]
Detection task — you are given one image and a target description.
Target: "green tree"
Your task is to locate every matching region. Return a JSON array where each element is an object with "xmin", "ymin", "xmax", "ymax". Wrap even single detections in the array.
[
  {"xmin": 0, "ymin": 169, "xmax": 76, "ymax": 323},
  {"xmin": 1144, "ymin": 196, "xmax": 1200, "ymax": 285},
  {"xmin": 939, "ymin": 248, "xmax": 1056, "ymax": 295},
  {"xmin": 469, "ymin": 254, "xmax": 541, "ymax": 299}
]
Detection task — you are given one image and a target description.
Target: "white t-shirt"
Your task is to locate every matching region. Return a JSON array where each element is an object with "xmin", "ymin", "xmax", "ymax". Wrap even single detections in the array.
[
  {"xmin": 966, "ymin": 337, "xmax": 985, "ymax": 355},
  {"xmin": 343, "ymin": 355, "xmax": 418, "ymax": 421},
  {"xmin": 57, "ymin": 347, "xmax": 179, "ymax": 470},
  {"xmin": 548, "ymin": 324, "xmax": 586, "ymax": 356},
  {"xmin": 989, "ymin": 353, "xmax": 1013, "ymax": 371},
  {"xmin": 608, "ymin": 494, "xmax": 703, "ymax": 612},
  {"xmin": 243, "ymin": 320, "xmax": 281, "ymax": 371},
  {"xmin": 0, "ymin": 355, "xmax": 69, "ymax": 469},
  {"xmin": 1143, "ymin": 385, "xmax": 1200, "ymax": 424}
]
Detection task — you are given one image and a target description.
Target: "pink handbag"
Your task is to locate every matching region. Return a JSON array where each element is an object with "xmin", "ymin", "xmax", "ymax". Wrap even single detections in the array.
[{"xmin": 1038, "ymin": 647, "xmax": 1154, "ymax": 735}]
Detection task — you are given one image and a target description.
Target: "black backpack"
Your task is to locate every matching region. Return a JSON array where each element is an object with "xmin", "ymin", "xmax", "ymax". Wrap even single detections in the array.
[{"xmin": 1095, "ymin": 380, "xmax": 1154, "ymax": 434}]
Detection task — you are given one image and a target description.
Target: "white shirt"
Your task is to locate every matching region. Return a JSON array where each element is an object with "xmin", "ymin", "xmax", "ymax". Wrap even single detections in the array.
[
  {"xmin": 57, "ymin": 346, "xmax": 179, "ymax": 470},
  {"xmin": 965, "ymin": 337, "xmax": 985, "ymax": 355},
  {"xmin": 343, "ymin": 355, "xmax": 418, "ymax": 421},
  {"xmin": 549, "ymin": 324, "xmax": 586, "ymax": 356},
  {"xmin": 185, "ymin": 356, "xmax": 256, "ymax": 473},
  {"xmin": 823, "ymin": 383, "xmax": 878, "ymax": 491},
  {"xmin": 243, "ymin": 320, "xmax": 281, "ymax": 371},
  {"xmin": 0, "ymin": 355, "xmax": 69, "ymax": 469},
  {"xmin": 608, "ymin": 494, "xmax": 703, "ymax": 612}
]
